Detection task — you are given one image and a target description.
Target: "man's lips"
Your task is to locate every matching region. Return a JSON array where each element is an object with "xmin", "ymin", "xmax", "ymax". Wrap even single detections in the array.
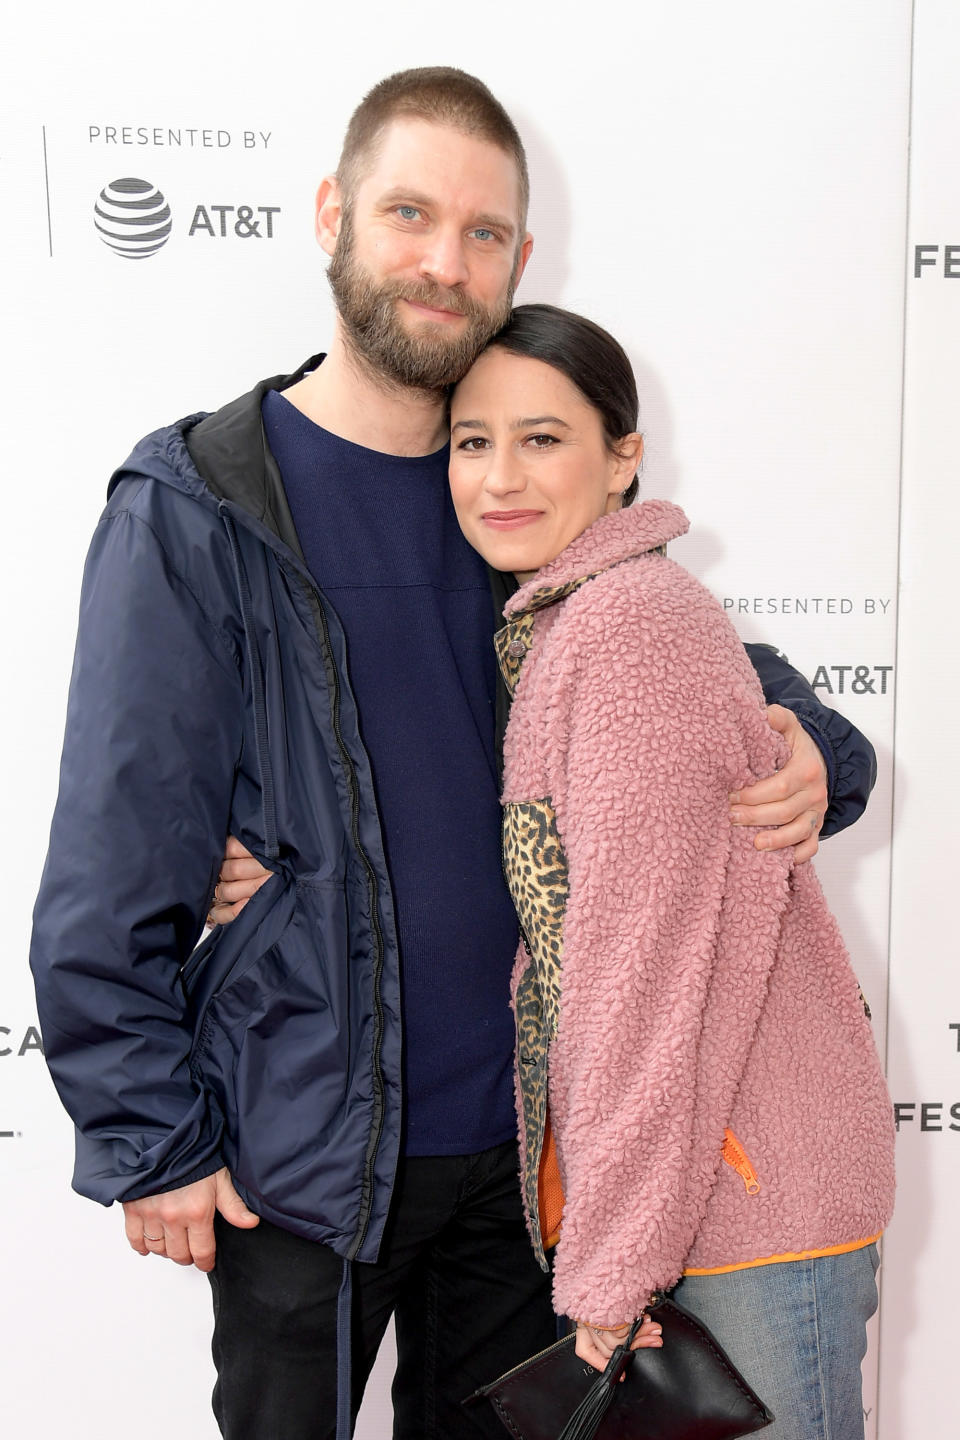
[
  {"xmin": 402, "ymin": 297, "xmax": 465, "ymax": 322},
  {"xmin": 481, "ymin": 510, "xmax": 543, "ymax": 530}
]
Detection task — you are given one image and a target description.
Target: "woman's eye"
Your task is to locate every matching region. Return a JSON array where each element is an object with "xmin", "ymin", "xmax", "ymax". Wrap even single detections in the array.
[
  {"xmin": 458, "ymin": 436, "xmax": 489, "ymax": 452},
  {"xmin": 397, "ymin": 206, "xmax": 421, "ymax": 222},
  {"xmin": 527, "ymin": 434, "xmax": 558, "ymax": 449}
]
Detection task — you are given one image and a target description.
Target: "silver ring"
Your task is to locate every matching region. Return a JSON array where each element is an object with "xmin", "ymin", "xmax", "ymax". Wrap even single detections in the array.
[{"xmin": 143, "ymin": 1233, "xmax": 163, "ymax": 1243}]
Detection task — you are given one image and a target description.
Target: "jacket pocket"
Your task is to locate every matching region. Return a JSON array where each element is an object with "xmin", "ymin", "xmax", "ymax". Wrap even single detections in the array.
[
  {"xmin": 189, "ymin": 876, "xmax": 356, "ymax": 1205},
  {"xmin": 721, "ymin": 1128, "xmax": 761, "ymax": 1194},
  {"xmin": 182, "ymin": 868, "xmax": 285, "ymax": 1009}
]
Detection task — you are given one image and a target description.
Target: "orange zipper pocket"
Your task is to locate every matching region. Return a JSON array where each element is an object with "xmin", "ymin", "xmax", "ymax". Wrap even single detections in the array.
[{"xmin": 722, "ymin": 1129, "xmax": 760, "ymax": 1194}]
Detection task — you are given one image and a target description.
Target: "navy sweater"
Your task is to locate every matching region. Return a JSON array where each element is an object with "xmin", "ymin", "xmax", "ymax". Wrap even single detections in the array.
[{"xmin": 263, "ymin": 390, "xmax": 519, "ymax": 1155}]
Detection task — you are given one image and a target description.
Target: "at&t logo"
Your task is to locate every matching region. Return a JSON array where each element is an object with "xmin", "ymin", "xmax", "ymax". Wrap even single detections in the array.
[
  {"xmin": 93, "ymin": 177, "xmax": 282, "ymax": 258},
  {"xmin": 810, "ymin": 664, "xmax": 893, "ymax": 696},
  {"xmin": 94, "ymin": 177, "xmax": 172, "ymax": 259}
]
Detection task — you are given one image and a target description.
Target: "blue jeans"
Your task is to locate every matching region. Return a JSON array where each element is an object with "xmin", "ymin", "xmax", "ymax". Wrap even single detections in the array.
[{"xmin": 671, "ymin": 1244, "xmax": 879, "ymax": 1440}]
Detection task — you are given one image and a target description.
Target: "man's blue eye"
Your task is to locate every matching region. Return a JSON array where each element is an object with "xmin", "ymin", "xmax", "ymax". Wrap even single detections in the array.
[
  {"xmin": 397, "ymin": 206, "xmax": 420, "ymax": 221},
  {"xmin": 472, "ymin": 228, "xmax": 494, "ymax": 241}
]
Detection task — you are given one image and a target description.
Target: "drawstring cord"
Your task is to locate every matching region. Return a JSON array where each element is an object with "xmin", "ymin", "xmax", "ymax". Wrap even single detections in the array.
[
  {"xmin": 220, "ymin": 505, "xmax": 279, "ymax": 859},
  {"xmin": 336, "ymin": 1258, "xmax": 354, "ymax": 1440}
]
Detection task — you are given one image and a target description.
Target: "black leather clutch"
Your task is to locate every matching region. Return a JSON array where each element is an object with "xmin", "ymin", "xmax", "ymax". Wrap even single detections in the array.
[{"xmin": 468, "ymin": 1295, "xmax": 774, "ymax": 1440}]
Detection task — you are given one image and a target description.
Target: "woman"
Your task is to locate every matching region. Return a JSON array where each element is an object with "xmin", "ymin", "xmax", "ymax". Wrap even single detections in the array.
[
  {"xmin": 218, "ymin": 304, "xmax": 895, "ymax": 1438},
  {"xmin": 446, "ymin": 303, "xmax": 894, "ymax": 1438}
]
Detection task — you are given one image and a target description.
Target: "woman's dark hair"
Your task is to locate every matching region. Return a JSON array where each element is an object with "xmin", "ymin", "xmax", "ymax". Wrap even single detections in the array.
[{"xmin": 484, "ymin": 303, "xmax": 642, "ymax": 506}]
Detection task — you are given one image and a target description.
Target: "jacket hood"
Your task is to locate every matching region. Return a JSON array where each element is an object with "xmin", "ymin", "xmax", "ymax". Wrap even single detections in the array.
[
  {"xmin": 107, "ymin": 414, "xmax": 213, "ymax": 502},
  {"xmin": 504, "ymin": 499, "xmax": 689, "ymax": 618},
  {"xmin": 107, "ymin": 354, "xmax": 325, "ymax": 562}
]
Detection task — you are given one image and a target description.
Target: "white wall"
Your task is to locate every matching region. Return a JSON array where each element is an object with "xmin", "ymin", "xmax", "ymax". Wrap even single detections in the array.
[
  {"xmin": 0, "ymin": 2, "xmax": 949, "ymax": 1435},
  {"xmin": 879, "ymin": 2, "xmax": 960, "ymax": 1436}
]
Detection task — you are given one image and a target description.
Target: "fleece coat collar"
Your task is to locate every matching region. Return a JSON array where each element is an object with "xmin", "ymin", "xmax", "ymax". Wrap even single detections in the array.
[
  {"xmin": 504, "ymin": 499, "xmax": 690, "ymax": 619},
  {"xmin": 495, "ymin": 501, "xmax": 688, "ymax": 696}
]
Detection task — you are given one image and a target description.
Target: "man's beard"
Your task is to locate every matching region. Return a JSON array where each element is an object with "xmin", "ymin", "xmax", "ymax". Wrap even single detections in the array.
[{"xmin": 328, "ymin": 211, "xmax": 515, "ymax": 392}]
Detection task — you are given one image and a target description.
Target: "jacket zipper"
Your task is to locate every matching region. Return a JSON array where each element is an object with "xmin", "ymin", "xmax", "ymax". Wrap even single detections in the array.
[
  {"xmin": 220, "ymin": 495, "xmax": 391, "ymax": 1261},
  {"xmin": 721, "ymin": 1128, "xmax": 761, "ymax": 1194},
  {"xmin": 298, "ymin": 570, "xmax": 388, "ymax": 1261}
]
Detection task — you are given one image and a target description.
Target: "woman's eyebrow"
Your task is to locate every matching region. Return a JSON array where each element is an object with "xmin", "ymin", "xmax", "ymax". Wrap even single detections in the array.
[
  {"xmin": 515, "ymin": 415, "xmax": 571, "ymax": 430},
  {"xmin": 451, "ymin": 415, "xmax": 573, "ymax": 433}
]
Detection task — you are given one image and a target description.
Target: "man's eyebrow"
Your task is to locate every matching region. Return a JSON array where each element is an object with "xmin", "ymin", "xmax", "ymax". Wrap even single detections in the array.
[
  {"xmin": 378, "ymin": 188, "xmax": 436, "ymax": 210},
  {"xmin": 376, "ymin": 190, "xmax": 517, "ymax": 238},
  {"xmin": 471, "ymin": 213, "xmax": 517, "ymax": 239}
]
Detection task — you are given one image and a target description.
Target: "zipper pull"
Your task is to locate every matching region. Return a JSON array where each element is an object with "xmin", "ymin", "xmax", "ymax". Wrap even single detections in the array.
[{"xmin": 722, "ymin": 1128, "xmax": 761, "ymax": 1194}]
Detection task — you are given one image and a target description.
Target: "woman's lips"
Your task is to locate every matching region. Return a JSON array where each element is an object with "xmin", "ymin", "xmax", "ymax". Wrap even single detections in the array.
[{"xmin": 482, "ymin": 510, "xmax": 543, "ymax": 530}]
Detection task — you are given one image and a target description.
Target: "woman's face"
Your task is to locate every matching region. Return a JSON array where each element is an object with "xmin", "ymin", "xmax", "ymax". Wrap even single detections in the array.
[{"xmin": 448, "ymin": 347, "xmax": 642, "ymax": 580}]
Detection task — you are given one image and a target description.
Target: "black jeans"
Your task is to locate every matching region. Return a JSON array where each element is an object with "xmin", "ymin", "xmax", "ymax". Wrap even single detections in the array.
[{"xmin": 208, "ymin": 1141, "xmax": 556, "ymax": 1439}]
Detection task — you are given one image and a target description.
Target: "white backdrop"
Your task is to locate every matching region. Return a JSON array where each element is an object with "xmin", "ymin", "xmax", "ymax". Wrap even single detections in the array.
[{"xmin": 0, "ymin": 2, "xmax": 952, "ymax": 1435}]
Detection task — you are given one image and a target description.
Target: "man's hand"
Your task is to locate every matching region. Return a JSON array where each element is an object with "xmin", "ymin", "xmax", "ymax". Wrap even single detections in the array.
[
  {"xmin": 122, "ymin": 1166, "xmax": 259, "ymax": 1271},
  {"xmin": 207, "ymin": 835, "xmax": 274, "ymax": 926},
  {"xmin": 729, "ymin": 704, "xmax": 828, "ymax": 864}
]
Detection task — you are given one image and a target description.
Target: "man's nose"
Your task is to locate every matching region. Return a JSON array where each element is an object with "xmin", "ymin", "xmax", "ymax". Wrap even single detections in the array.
[{"xmin": 418, "ymin": 228, "xmax": 470, "ymax": 290}]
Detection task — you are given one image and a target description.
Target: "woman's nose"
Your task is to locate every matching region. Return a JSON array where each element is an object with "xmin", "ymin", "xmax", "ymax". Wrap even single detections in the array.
[{"xmin": 483, "ymin": 447, "xmax": 525, "ymax": 497}]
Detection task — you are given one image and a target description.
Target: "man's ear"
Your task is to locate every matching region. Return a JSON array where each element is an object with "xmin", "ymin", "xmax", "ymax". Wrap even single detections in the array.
[
  {"xmin": 514, "ymin": 232, "xmax": 534, "ymax": 289},
  {"xmin": 315, "ymin": 175, "xmax": 343, "ymax": 256}
]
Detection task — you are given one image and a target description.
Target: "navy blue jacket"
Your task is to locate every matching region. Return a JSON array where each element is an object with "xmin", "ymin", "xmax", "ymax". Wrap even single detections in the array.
[{"xmin": 30, "ymin": 358, "xmax": 876, "ymax": 1261}]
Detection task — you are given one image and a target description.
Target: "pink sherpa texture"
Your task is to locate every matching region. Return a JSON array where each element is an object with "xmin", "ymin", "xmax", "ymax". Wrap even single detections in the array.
[{"xmin": 502, "ymin": 501, "xmax": 895, "ymax": 1327}]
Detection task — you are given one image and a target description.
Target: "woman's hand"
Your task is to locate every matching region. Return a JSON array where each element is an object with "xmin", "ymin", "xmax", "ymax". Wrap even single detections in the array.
[
  {"xmin": 574, "ymin": 1313, "xmax": 663, "ymax": 1372},
  {"xmin": 206, "ymin": 836, "xmax": 274, "ymax": 925}
]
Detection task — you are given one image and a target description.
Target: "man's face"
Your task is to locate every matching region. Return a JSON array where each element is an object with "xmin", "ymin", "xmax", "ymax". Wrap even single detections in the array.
[{"xmin": 326, "ymin": 118, "xmax": 532, "ymax": 391}]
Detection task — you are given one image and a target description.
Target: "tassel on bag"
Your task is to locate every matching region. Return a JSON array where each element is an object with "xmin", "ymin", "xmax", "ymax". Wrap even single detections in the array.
[{"xmin": 555, "ymin": 1317, "xmax": 645, "ymax": 1440}]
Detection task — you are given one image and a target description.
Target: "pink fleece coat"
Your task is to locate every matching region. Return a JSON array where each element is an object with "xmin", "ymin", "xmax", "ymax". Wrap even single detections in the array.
[{"xmin": 500, "ymin": 500, "xmax": 895, "ymax": 1327}]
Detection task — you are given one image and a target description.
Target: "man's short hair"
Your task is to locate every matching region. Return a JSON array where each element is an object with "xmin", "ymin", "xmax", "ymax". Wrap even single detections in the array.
[{"xmin": 337, "ymin": 67, "xmax": 530, "ymax": 227}]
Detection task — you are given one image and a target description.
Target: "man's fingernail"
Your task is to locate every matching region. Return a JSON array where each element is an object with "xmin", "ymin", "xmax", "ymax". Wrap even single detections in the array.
[{"xmin": 729, "ymin": 792, "xmax": 740, "ymax": 804}]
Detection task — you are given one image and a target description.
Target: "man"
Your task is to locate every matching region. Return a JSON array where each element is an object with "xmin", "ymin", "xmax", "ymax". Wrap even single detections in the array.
[{"xmin": 31, "ymin": 68, "xmax": 875, "ymax": 1440}]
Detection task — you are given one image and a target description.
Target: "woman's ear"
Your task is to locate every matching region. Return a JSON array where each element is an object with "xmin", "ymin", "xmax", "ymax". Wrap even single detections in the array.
[
  {"xmin": 315, "ymin": 175, "xmax": 343, "ymax": 256},
  {"xmin": 606, "ymin": 433, "xmax": 644, "ymax": 508},
  {"xmin": 619, "ymin": 433, "xmax": 644, "ymax": 479}
]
